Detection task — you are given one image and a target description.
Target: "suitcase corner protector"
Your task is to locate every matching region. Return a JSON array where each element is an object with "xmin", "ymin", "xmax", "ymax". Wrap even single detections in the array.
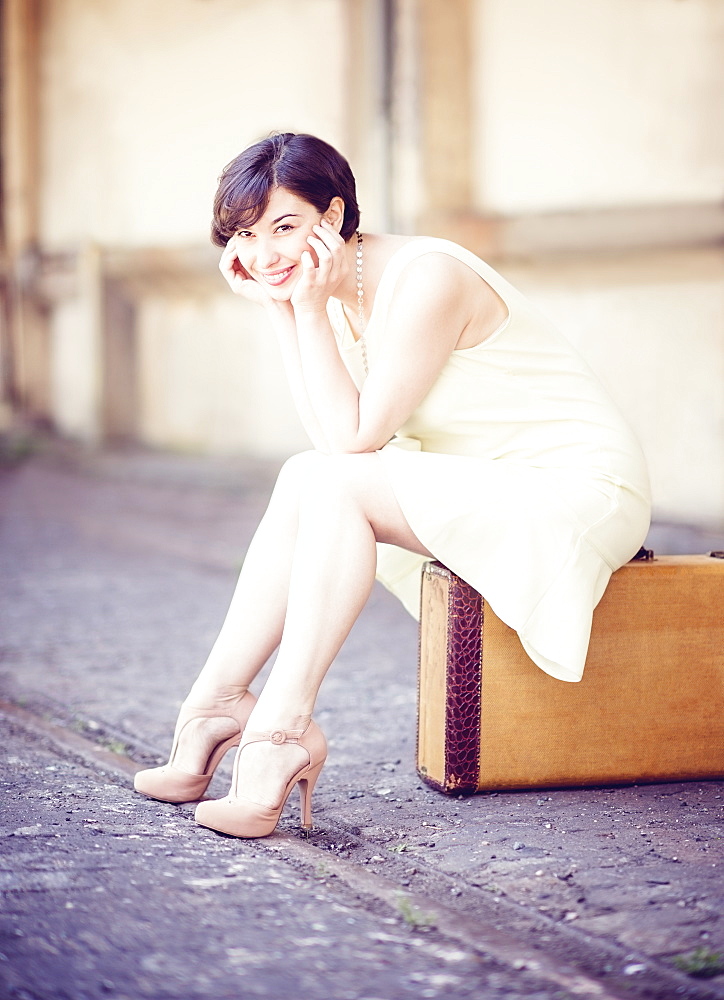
[{"xmin": 417, "ymin": 766, "xmax": 478, "ymax": 796}]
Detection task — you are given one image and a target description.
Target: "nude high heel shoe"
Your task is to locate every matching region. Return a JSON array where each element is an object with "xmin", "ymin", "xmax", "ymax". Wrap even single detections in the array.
[
  {"xmin": 194, "ymin": 720, "xmax": 327, "ymax": 838},
  {"xmin": 134, "ymin": 689, "xmax": 257, "ymax": 803}
]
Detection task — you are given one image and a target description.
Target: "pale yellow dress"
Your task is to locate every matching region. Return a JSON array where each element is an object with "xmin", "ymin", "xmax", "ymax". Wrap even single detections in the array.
[{"xmin": 327, "ymin": 238, "xmax": 651, "ymax": 683}]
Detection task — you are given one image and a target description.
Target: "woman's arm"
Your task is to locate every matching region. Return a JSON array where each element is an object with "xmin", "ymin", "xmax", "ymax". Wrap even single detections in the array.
[
  {"xmin": 264, "ymin": 305, "xmax": 334, "ymax": 452},
  {"xmin": 293, "ymin": 230, "xmax": 477, "ymax": 454}
]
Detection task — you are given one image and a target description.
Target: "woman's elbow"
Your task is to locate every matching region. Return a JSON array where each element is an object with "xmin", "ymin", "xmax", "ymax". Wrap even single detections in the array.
[{"xmin": 326, "ymin": 434, "xmax": 385, "ymax": 455}]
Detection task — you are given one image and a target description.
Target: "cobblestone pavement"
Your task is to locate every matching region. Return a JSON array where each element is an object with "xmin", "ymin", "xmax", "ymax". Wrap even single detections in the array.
[
  {"xmin": 1, "ymin": 443, "xmax": 723, "ymax": 1000},
  {"xmin": 5, "ymin": 716, "xmax": 595, "ymax": 1000}
]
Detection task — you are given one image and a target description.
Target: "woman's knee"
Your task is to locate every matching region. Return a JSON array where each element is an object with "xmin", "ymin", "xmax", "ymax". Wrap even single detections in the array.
[
  {"xmin": 276, "ymin": 451, "xmax": 385, "ymax": 514},
  {"xmin": 277, "ymin": 451, "xmax": 369, "ymax": 502},
  {"xmin": 277, "ymin": 452, "xmax": 426, "ymax": 550},
  {"xmin": 270, "ymin": 450, "xmax": 363, "ymax": 514},
  {"xmin": 298, "ymin": 453, "xmax": 385, "ymax": 515},
  {"xmin": 272, "ymin": 450, "xmax": 325, "ymax": 497}
]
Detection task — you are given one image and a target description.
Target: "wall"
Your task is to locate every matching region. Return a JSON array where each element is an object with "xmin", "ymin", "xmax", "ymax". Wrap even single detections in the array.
[
  {"xmin": 505, "ymin": 250, "xmax": 724, "ymax": 527},
  {"xmin": 136, "ymin": 293, "xmax": 305, "ymax": 456},
  {"xmin": 473, "ymin": 0, "xmax": 724, "ymax": 214},
  {"xmin": 39, "ymin": 0, "xmax": 350, "ymax": 247},
  {"xmin": 37, "ymin": 0, "xmax": 371, "ymax": 455}
]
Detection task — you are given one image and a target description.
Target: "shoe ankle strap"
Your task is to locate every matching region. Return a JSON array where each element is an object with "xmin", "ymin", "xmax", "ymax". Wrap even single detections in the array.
[{"xmin": 242, "ymin": 727, "xmax": 307, "ymax": 747}]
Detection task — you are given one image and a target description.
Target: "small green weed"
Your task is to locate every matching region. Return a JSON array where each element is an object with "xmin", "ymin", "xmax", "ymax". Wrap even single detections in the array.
[
  {"xmin": 396, "ymin": 894, "xmax": 435, "ymax": 930},
  {"xmin": 69, "ymin": 718, "xmax": 129, "ymax": 756},
  {"xmin": 671, "ymin": 947, "xmax": 724, "ymax": 979},
  {"xmin": 314, "ymin": 861, "xmax": 331, "ymax": 880}
]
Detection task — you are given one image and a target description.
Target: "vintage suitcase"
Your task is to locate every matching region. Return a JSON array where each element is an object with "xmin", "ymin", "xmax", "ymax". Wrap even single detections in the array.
[{"xmin": 417, "ymin": 553, "xmax": 724, "ymax": 793}]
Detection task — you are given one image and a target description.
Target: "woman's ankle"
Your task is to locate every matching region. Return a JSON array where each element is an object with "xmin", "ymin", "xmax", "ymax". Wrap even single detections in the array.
[
  {"xmin": 185, "ymin": 680, "xmax": 249, "ymax": 708},
  {"xmin": 246, "ymin": 709, "xmax": 312, "ymax": 734}
]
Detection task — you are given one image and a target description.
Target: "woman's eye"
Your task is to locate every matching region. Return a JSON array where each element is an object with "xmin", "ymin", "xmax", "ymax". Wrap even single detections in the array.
[
  {"xmin": 236, "ymin": 230, "xmax": 253, "ymax": 240},
  {"xmin": 275, "ymin": 224, "xmax": 294, "ymax": 234}
]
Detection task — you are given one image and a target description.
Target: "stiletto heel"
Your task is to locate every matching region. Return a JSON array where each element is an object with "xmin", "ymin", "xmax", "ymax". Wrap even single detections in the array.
[
  {"xmin": 298, "ymin": 759, "xmax": 325, "ymax": 832},
  {"xmin": 194, "ymin": 720, "xmax": 327, "ymax": 838},
  {"xmin": 134, "ymin": 689, "xmax": 257, "ymax": 803}
]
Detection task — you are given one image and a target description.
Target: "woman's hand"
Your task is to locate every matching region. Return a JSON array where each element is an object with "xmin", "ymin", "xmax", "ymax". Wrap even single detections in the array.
[
  {"xmin": 218, "ymin": 236, "xmax": 275, "ymax": 307},
  {"xmin": 291, "ymin": 220, "xmax": 348, "ymax": 316}
]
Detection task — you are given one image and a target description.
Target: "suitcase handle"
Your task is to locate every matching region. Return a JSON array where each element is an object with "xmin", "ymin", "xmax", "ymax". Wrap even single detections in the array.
[
  {"xmin": 631, "ymin": 547, "xmax": 724, "ymax": 561},
  {"xmin": 631, "ymin": 546, "xmax": 654, "ymax": 561}
]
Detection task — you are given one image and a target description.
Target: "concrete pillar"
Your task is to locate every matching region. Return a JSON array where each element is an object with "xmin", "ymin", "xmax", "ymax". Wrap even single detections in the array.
[{"xmin": 0, "ymin": 0, "xmax": 48, "ymax": 427}]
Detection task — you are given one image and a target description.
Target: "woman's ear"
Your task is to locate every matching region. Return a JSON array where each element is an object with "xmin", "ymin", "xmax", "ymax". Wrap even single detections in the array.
[{"xmin": 323, "ymin": 196, "xmax": 345, "ymax": 233}]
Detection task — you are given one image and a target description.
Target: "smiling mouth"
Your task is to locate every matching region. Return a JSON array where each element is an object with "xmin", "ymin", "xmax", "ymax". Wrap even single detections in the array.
[{"xmin": 260, "ymin": 266, "xmax": 295, "ymax": 287}]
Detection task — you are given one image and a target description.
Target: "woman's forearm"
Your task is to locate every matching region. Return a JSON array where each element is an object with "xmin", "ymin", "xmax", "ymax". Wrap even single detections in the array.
[
  {"xmin": 293, "ymin": 307, "xmax": 367, "ymax": 453},
  {"xmin": 266, "ymin": 305, "xmax": 332, "ymax": 452}
]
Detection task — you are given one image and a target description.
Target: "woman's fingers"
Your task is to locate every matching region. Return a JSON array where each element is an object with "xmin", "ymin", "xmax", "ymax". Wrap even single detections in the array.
[
  {"xmin": 319, "ymin": 218, "xmax": 345, "ymax": 243},
  {"xmin": 311, "ymin": 221, "xmax": 344, "ymax": 255},
  {"xmin": 219, "ymin": 238, "xmax": 241, "ymax": 280},
  {"xmin": 306, "ymin": 234, "xmax": 333, "ymax": 263},
  {"xmin": 218, "ymin": 238, "xmax": 269, "ymax": 304},
  {"xmin": 305, "ymin": 224, "xmax": 346, "ymax": 283},
  {"xmin": 300, "ymin": 250, "xmax": 316, "ymax": 270},
  {"xmin": 220, "ymin": 238, "xmax": 252, "ymax": 287}
]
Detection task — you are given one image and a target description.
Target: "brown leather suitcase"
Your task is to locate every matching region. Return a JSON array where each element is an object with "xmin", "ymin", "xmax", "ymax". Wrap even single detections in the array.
[{"xmin": 417, "ymin": 554, "xmax": 724, "ymax": 793}]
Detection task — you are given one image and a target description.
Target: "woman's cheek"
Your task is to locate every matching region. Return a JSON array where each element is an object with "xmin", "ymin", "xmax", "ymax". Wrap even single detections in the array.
[{"xmin": 236, "ymin": 255, "xmax": 255, "ymax": 280}]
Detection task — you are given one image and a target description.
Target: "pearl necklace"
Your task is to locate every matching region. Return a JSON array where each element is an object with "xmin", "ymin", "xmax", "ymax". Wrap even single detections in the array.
[{"xmin": 356, "ymin": 230, "xmax": 369, "ymax": 376}]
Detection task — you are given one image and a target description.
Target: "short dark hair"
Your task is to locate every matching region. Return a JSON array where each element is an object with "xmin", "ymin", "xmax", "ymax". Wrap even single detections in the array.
[{"xmin": 211, "ymin": 133, "xmax": 360, "ymax": 247}]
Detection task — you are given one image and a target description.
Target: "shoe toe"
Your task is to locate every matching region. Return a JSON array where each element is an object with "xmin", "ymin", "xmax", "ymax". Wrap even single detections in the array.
[
  {"xmin": 194, "ymin": 797, "xmax": 277, "ymax": 838},
  {"xmin": 134, "ymin": 765, "xmax": 209, "ymax": 803}
]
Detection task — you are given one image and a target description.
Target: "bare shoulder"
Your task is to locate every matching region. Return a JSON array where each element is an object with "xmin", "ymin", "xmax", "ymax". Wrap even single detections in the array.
[
  {"xmin": 378, "ymin": 240, "xmax": 507, "ymax": 348},
  {"xmin": 365, "ymin": 235, "xmax": 470, "ymax": 313},
  {"xmin": 392, "ymin": 248, "xmax": 479, "ymax": 307}
]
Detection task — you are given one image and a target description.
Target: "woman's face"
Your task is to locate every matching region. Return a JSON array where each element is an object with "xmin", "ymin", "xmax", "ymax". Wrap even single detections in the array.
[{"xmin": 232, "ymin": 187, "xmax": 341, "ymax": 300}]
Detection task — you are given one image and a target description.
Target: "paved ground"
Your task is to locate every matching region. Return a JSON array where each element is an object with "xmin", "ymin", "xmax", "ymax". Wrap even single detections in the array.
[{"xmin": 1, "ymin": 440, "xmax": 723, "ymax": 1000}]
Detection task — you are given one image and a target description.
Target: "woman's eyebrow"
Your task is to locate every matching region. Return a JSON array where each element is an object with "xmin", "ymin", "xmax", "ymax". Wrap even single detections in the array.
[{"xmin": 271, "ymin": 213, "xmax": 303, "ymax": 225}]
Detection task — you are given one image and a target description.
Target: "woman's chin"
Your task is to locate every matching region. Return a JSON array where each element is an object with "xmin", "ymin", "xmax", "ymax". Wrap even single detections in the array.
[
  {"xmin": 270, "ymin": 285, "xmax": 295, "ymax": 301},
  {"xmin": 261, "ymin": 277, "xmax": 298, "ymax": 303}
]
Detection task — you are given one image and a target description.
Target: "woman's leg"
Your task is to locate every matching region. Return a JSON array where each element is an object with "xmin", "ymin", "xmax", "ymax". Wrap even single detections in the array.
[
  {"xmin": 230, "ymin": 450, "xmax": 432, "ymax": 807},
  {"xmin": 171, "ymin": 453, "xmax": 310, "ymax": 771},
  {"xmin": 187, "ymin": 458, "xmax": 305, "ymax": 694}
]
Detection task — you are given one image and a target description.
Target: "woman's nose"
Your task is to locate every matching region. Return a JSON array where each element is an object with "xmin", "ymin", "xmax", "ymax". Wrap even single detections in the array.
[{"xmin": 255, "ymin": 239, "xmax": 280, "ymax": 269}]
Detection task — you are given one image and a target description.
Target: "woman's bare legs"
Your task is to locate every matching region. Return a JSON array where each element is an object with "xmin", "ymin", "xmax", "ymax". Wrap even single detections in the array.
[
  {"xmin": 171, "ymin": 457, "xmax": 305, "ymax": 772},
  {"xmin": 172, "ymin": 448, "xmax": 429, "ymax": 793},
  {"xmin": 229, "ymin": 449, "xmax": 432, "ymax": 808}
]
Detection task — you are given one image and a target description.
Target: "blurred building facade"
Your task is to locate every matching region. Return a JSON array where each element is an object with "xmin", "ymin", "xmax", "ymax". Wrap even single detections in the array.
[{"xmin": 1, "ymin": 0, "xmax": 723, "ymax": 528}]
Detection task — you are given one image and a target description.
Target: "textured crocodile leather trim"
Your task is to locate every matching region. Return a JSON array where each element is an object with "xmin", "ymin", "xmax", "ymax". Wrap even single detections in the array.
[{"xmin": 442, "ymin": 565, "xmax": 483, "ymax": 793}]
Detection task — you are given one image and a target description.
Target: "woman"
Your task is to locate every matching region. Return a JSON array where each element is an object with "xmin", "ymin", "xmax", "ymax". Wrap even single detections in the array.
[{"xmin": 134, "ymin": 132, "xmax": 651, "ymax": 838}]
